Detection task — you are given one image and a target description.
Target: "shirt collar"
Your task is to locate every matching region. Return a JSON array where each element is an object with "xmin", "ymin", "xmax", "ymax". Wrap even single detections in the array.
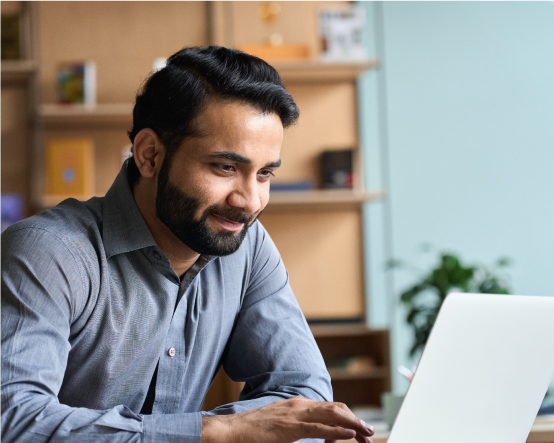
[{"xmin": 102, "ymin": 160, "xmax": 157, "ymax": 259}]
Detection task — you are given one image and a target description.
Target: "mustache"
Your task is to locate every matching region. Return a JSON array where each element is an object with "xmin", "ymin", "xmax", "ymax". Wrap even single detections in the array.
[{"xmin": 206, "ymin": 205, "xmax": 258, "ymax": 225}]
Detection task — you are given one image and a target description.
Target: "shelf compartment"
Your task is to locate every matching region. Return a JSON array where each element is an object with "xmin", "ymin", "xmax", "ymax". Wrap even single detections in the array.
[
  {"xmin": 274, "ymin": 59, "xmax": 379, "ymax": 84},
  {"xmin": 39, "ymin": 103, "xmax": 133, "ymax": 125},
  {"xmin": 36, "ymin": 59, "xmax": 379, "ymax": 121},
  {"xmin": 312, "ymin": 327, "xmax": 391, "ymax": 407}
]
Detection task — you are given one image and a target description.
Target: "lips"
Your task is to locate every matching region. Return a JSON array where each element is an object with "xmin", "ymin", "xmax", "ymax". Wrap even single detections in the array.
[{"xmin": 210, "ymin": 213, "xmax": 244, "ymax": 232}]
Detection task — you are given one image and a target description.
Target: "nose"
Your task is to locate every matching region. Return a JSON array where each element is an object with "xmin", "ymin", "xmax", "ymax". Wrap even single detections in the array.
[{"xmin": 227, "ymin": 176, "xmax": 262, "ymax": 214}]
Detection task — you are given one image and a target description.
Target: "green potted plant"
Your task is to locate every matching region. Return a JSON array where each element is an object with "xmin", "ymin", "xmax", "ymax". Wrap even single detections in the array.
[{"xmin": 389, "ymin": 250, "xmax": 512, "ymax": 357}]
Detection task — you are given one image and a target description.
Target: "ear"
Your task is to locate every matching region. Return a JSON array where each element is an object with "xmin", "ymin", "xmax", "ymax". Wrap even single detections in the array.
[{"xmin": 132, "ymin": 129, "xmax": 165, "ymax": 179}]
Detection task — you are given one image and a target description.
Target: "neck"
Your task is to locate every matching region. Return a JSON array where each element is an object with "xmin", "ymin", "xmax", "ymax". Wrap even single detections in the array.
[{"xmin": 133, "ymin": 178, "xmax": 200, "ymax": 277}]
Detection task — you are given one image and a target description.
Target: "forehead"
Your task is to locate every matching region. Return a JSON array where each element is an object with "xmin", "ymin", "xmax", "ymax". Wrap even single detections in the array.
[{"xmin": 180, "ymin": 99, "xmax": 284, "ymax": 160}]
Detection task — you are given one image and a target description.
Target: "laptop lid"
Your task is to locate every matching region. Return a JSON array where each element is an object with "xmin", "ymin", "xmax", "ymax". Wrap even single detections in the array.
[{"xmin": 388, "ymin": 293, "xmax": 554, "ymax": 443}]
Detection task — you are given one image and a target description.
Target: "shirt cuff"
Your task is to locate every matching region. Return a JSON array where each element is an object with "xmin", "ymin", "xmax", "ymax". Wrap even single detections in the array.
[{"xmin": 142, "ymin": 412, "xmax": 202, "ymax": 443}]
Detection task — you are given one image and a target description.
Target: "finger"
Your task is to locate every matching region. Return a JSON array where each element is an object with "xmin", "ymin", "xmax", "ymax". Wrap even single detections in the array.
[
  {"xmin": 298, "ymin": 422, "xmax": 356, "ymax": 441},
  {"xmin": 355, "ymin": 434, "xmax": 373, "ymax": 443},
  {"xmin": 307, "ymin": 403, "xmax": 373, "ymax": 437},
  {"xmin": 333, "ymin": 403, "xmax": 375, "ymax": 437}
]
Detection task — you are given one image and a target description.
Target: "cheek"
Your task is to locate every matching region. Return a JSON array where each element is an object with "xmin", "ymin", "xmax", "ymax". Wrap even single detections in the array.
[{"xmin": 190, "ymin": 175, "xmax": 232, "ymax": 206}]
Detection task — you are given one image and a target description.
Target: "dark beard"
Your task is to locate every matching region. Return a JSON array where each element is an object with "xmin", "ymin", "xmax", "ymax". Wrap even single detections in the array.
[{"xmin": 155, "ymin": 159, "xmax": 257, "ymax": 256}]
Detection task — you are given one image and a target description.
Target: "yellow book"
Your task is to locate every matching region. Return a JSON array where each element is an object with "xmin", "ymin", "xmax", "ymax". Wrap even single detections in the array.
[{"xmin": 46, "ymin": 138, "xmax": 94, "ymax": 197}]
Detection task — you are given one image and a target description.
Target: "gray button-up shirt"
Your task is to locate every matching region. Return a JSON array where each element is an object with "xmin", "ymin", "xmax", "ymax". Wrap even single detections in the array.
[{"xmin": 1, "ymin": 162, "xmax": 332, "ymax": 443}]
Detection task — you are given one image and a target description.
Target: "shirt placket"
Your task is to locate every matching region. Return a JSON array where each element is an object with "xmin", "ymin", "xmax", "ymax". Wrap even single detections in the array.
[
  {"xmin": 153, "ymin": 286, "xmax": 188, "ymax": 414},
  {"xmin": 151, "ymin": 254, "xmax": 214, "ymax": 414}
]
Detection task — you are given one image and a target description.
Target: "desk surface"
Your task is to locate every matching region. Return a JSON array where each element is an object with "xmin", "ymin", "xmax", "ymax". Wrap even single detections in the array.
[{"xmin": 346, "ymin": 416, "xmax": 554, "ymax": 443}]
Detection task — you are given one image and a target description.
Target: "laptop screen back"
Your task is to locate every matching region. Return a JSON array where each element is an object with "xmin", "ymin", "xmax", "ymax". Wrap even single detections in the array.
[{"xmin": 389, "ymin": 293, "xmax": 554, "ymax": 443}]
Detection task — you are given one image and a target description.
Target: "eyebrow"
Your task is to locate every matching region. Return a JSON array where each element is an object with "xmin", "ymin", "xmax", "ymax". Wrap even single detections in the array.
[{"xmin": 209, "ymin": 151, "xmax": 281, "ymax": 169}]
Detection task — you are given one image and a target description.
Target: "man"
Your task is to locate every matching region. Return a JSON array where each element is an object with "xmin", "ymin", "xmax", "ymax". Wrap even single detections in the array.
[{"xmin": 1, "ymin": 46, "xmax": 374, "ymax": 443}]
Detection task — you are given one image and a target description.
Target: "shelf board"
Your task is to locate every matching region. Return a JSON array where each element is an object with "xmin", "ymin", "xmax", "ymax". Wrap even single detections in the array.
[
  {"xmin": 38, "ymin": 190, "xmax": 385, "ymax": 212},
  {"xmin": 273, "ymin": 59, "xmax": 379, "ymax": 83},
  {"xmin": 39, "ymin": 103, "xmax": 133, "ymax": 125},
  {"xmin": 1, "ymin": 59, "xmax": 38, "ymax": 83},
  {"xmin": 265, "ymin": 189, "xmax": 385, "ymax": 212},
  {"xmin": 327, "ymin": 367, "xmax": 389, "ymax": 381},
  {"xmin": 310, "ymin": 323, "xmax": 388, "ymax": 338}
]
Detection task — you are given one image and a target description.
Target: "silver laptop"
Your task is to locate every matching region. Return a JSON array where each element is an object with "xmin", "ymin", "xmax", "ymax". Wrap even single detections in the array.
[{"xmin": 388, "ymin": 292, "xmax": 554, "ymax": 443}]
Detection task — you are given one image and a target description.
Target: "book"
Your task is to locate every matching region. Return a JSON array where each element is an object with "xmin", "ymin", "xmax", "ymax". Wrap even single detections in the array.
[
  {"xmin": 57, "ymin": 61, "xmax": 96, "ymax": 105},
  {"xmin": 319, "ymin": 5, "xmax": 367, "ymax": 61},
  {"xmin": 270, "ymin": 180, "xmax": 314, "ymax": 192},
  {"xmin": 46, "ymin": 138, "xmax": 95, "ymax": 198},
  {"xmin": 1, "ymin": 193, "xmax": 24, "ymax": 232}
]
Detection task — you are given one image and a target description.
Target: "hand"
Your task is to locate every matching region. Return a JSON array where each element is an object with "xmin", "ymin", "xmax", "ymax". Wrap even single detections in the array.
[{"xmin": 201, "ymin": 396, "xmax": 374, "ymax": 443}]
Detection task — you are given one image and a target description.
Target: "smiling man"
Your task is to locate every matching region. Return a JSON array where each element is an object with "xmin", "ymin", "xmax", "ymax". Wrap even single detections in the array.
[{"xmin": 1, "ymin": 46, "xmax": 374, "ymax": 443}]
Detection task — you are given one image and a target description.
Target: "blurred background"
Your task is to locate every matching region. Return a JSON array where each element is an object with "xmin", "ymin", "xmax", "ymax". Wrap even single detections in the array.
[{"xmin": 2, "ymin": 0, "xmax": 554, "ymax": 419}]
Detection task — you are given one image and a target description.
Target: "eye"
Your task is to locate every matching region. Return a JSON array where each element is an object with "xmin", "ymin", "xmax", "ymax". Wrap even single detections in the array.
[
  {"xmin": 258, "ymin": 169, "xmax": 275, "ymax": 182},
  {"xmin": 216, "ymin": 164, "xmax": 235, "ymax": 173}
]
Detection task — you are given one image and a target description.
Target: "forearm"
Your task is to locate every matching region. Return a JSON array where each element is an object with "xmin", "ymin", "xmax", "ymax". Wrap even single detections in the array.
[{"xmin": 1, "ymin": 391, "xmax": 202, "ymax": 443}]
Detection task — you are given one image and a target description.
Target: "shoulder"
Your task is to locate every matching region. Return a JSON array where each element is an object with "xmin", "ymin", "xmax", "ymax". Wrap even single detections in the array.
[
  {"xmin": 2, "ymin": 198, "xmax": 106, "ymax": 321},
  {"xmin": 3, "ymin": 197, "xmax": 102, "ymax": 245},
  {"xmin": 2, "ymin": 198, "xmax": 105, "ymax": 276}
]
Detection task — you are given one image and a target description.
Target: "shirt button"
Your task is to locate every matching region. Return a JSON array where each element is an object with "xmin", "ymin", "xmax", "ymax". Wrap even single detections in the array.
[
  {"xmin": 168, "ymin": 347, "xmax": 176, "ymax": 357},
  {"xmin": 152, "ymin": 251, "xmax": 161, "ymax": 260}
]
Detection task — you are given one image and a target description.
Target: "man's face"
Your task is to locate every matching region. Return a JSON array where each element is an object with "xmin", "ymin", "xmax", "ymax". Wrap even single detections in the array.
[{"xmin": 155, "ymin": 100, "xmax": 283, "ymax": 256}]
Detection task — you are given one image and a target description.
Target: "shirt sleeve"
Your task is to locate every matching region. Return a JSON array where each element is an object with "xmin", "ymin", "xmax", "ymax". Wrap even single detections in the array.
[
  {"xmin": 204, "ymin": 223, "xmax": 333, "ymax": 443},
  {"xmin": 1, "ymin": 226, "xmax": 202, "ymax": 443}
]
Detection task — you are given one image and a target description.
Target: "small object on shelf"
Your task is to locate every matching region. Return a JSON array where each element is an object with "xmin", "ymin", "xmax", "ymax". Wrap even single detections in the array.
[
  {"xmin": 45, "ymin": 138, "xmax": 95, "ymax": 198},
  {"xmin": 152, "ymin": 57, "xmax": 167, "ymax": 72},
  {"xmin": 258, "ymin": 1, "xmax": 281, "ymax": 26},
  {"xmin": 321, "ymin": 149, "xmax": 354, "ymax": 189},
  {"xmin": 319, "ymin": 5, "xmax": 367, "ymax": 61},
  {"xmin": 270, "ymin": 180, "xmax": 314, "ymax": 192},
  {"xmin": 1, "ymin": 14, "xmax": 20, "ymax": 60},
  {"xmin": 237, "ymin": 1, "xmax": 309, "ymax": 62},
  {"xmin": 57, "ymin": 61, "xmax": 96, "ymax": 106},
  {"xmin": 1, "ymin": 193, "xmax": 24, "ymax": 232}
]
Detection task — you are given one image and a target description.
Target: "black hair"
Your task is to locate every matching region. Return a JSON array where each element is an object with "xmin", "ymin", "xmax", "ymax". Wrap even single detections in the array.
[{"xmin": 127, "ymin": 46, "xmax": 299, "ymax": 184}]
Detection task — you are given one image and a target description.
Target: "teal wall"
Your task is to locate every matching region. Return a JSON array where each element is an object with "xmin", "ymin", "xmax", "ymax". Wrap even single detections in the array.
[{"xmin": 359, "ymin": 1, "xmax": 554, "ymax": 392}]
